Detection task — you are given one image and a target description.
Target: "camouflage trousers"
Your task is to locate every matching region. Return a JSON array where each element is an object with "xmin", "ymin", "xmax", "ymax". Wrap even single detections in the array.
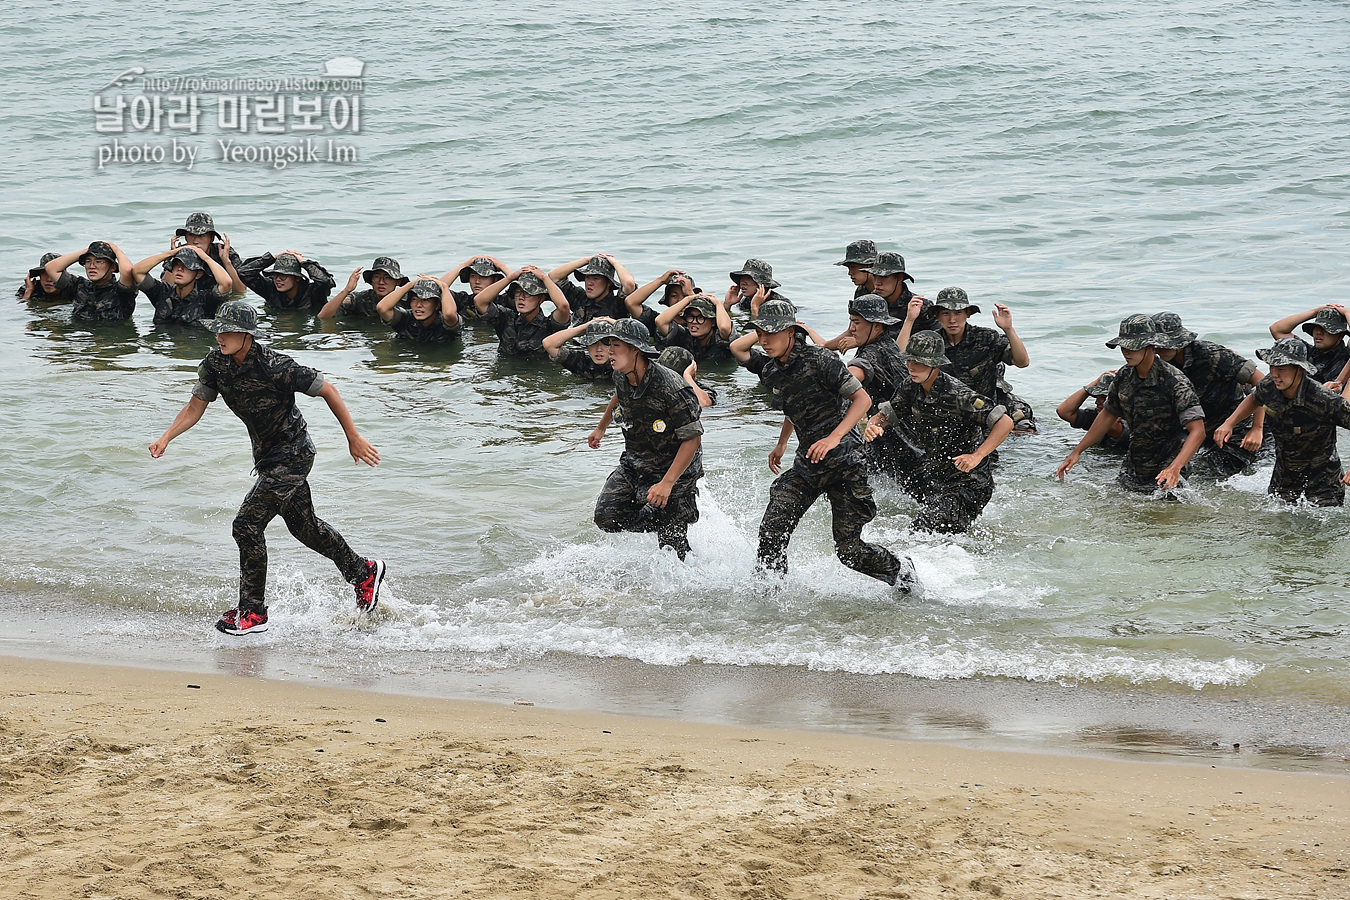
[
  {"xmin": 233, "ymin": 454, "xmax": 365, "ymax": 613},
  {"xmin": 863, "ymin": 423, "xmax": 925, "ymax": 483},
  {"xmin": 757, "ymin": 459, "xmax": 903, "ymax": 585},
  {"xmin": 594, "ymin": 456, "xmax": 701, "ymax": 559},
  {"xmin": 1191, "ymin": 423, "xmax": 1271, "ymax": 478},
  {"xmin": 904, "ymin": 467, "xmax": 994, "ymax": 535},
  {"xmin": 1269, "ymin": 459, "xmax": 1345, "ymax": 506},
  {"xmin": 997, "ymin": 384, "xmax": 1037, "ymax": 433}
]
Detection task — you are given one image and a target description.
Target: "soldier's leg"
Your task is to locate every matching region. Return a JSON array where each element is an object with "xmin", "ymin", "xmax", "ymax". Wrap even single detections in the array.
[
  {"xmin": 594, "ymin": 465, "xmax": 643, "ymax": 533},
  {"xmin": 756, "ymin": 468, "xmax": 820, "ymax": 575},
  {"xmin": 997, "ymin": 385, "xmax": 1037, "ymax": 434},
  {"xmin": 279, "ymin": 478, "xmax": 367, "ymax": 583},
  {"xmin": 911, "ymin": 476, "xmax": 993, "ymax": 534},
  {"xmin": 1280, "ymin": 461, "xmax": 1346, "ymax": 507},
  {"xmin": 233, "ymin": 476, "xmax": 290, "ymax": 612},
  {"xmin": 825, "ymin": 472, "xmax": 904, "ymax": 585},
  {"xmin": 654, "ymin": 477, "xmax": 700, "ymax": 560}
]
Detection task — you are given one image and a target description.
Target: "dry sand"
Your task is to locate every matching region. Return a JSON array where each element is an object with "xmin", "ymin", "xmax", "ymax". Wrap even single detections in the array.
[{"xmin": 1, "ymin": 656, "xmax": 1346, "ymax": 899}]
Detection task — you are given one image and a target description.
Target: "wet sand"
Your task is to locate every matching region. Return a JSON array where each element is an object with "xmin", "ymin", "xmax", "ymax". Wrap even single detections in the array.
[{"xmin": 2, "ymin": 656, "xmax": 1347, "ymax": 899}]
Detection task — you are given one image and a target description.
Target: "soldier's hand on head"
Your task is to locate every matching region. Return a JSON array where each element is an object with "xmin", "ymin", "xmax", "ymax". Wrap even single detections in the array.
[
  {"xmin": 345, "ymin": 266, "xmax": 363, "ymax": 291},
  {"xmin": 170, "ymin": 234, "xmax": 183, "ymax": 251},
  {"xmin": 284, "ymin": 249, "xmax": 306, "ymax": 262},
  {"xmin": 219, "ymin": 233, "xmax": 231, "ymax": 254},
  {"xmin": 187, "ymin": 244, "xmax": 208, "ymax": 257},
  {"xmin": 907, "ymin": 296, "xmax": 925, "ymax": 321}
]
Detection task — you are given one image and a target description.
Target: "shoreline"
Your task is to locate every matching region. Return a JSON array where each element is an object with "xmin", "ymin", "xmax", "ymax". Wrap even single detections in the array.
[{"xmin": 3, "ymin": 654, "xmax": 1347, "ymax": 898}]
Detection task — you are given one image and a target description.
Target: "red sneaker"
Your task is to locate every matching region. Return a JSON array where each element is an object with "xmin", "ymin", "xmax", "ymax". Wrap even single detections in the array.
[
  {"xmin": 354, "ymin": 560, "xmax": 386, "ymax": 612},
  {"xmin": 216, "ymin": 607, "xmax": 269, "ymax": 635}
]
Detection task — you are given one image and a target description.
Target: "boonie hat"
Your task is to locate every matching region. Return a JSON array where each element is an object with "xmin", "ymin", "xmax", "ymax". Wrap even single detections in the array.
[
  {"xmin": 685, "ymin": 295, "xmax": 719, "ymax": 320},
  {"xmin": 574, "ymin": 256, "xmax": 621, "ymax": 288},
  {"xmin": 899, "ymin": 330, "xmax": 948, "ymax": 368},
  {"xmin": 658, "ymin": 346, "xmax": 695, "ymax": 374},
  {"xmin": 28, "ymin": 252, "xmax": 59, "ymax": 278},
  {"xmin": 515, "ymin": 271, "xmax": 548, "ymax": 296},
  {"xmin": 1256, "ymin": 337, "xmax": 1317, "ymax": 374},
  {"xmin": 729, "ymin": 258, "xmax": 780, "ymax": 289},
  {"xmin": 863, "ymin": 250, "xmax": 913, "ymax": 282},
  {"xmin": 661, "ymin": 273, "xmax": 698, "ymax": 305},
  {"xmin": 167, "ymin": 248, "xmax": 206, "ymax": 272},
  {"xmin": 209, "ymin": 300, "xmax": 259, "ymax": 335},
  {"xmin": 1301, "ymin": 307, "xmax": 1349, "ymax": 337},
  {"xmin": 262, "ymin": 253, "xmax": 307, "ymax": 279},
  {"xmin": 748, "ymin": 299, "xmax": 800, "ymax": 334},
  {"xmin": 583, "ymin": 319, "xmax": 615, "ymax": 346},
  {"xmin": 848, "ymin": 293, "xmax": 901, "ymax": 326},
  {"xmin": 458, "ymin": 256, "xmax": 504, "ymax": 283},
  {"xmin": 176, "ymin": 212, "xmax": 219, "ymax": 238},
  {"xmin": 1149, "ymin": 311, "xmax": 1196, "ymax": 349},
  {"xmin": 409, "ymin": 278, "xmax": 442, "ymax": 300},
  {"xmin": 933, "ymin": 286, "xmax": 980, "ymax": 314},
  {"xmin": 1106, "ymin": 314, "xmax": 1162, "ymax": 351},
  {"xmin": 78, "ymin": 241, "xmax": 119, "ymax": 270},
  {"xmin": 835, "ymin": 240, "xmax": 878, "ymax": 268},
  {"xmin": 1085, "ymin": 372, "xmax": 1116, "ymax": 398},
  {"xmin": 608, "ymin": 318, "xmax": 659, "ymax": 357},
  {"xmin": 364, "ymin": 257, "xmax": 409, "ymax": 286}
]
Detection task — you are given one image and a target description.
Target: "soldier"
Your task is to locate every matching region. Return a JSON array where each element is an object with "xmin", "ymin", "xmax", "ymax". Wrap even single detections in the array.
[
  {"xmin": 864, "ymin": 330, "xmax": 1014, "ymax": 534},
  {"xmin": 318, "ymin": 257, "xmax": 410, "ymax": 319},
  {"xmin": 655, "ymin": 293, "xmax": 737, "ymax": 362},
  {"xmin": 842, "ymin": 294, "xmax": 925, "ymax": 479},
  {"xmin": 657, "ymin": 346, "xmax": 717, "ymax": 407},
  {"xmin": 730, "ymin": 300, "xmax": 916, "ymax": 591},
  {"xmin": 131, "ymin": 245, "xmax": 234, "ymax": 326},
  {"xmin": 543, "ymin": 318, "xmax": 615, "ymax": 381},
  {"xmin": 590, "ymin": 319, "xmax": 704, "ymax": 560},
  {"xmin": 44, "ymin": 241, "xmax": 137, "ymax": 324},
  {"xmin": 1056, "ymin": 315, "xmax": 1206, "ymax": 493},
  {"xmin": 723, "ymin": 258, "xmax": 789, "ymax": 318},
  {"xmin": 472, "ymin": 265, "xmax": 571, "ymax": 358},
  {"xmin": 835, "ymin": 239, "xmax": 878, "ymax": 299},
  {"xmin": 17, "ymin": 252, "xmax": 77, "ymax": 304},
  {"xmin": 1268, "ymin": 304, "xmax": 1350, "ymax": 388},
  {"xmin": 148, "ymin": 300, "xmax": 386, "ymax": 635},
  {"xmin": 866, "ymin": 251, "xmax": 936, "ymax": 336},
  {"xmin": 443, "ymin": 255, "xmax": 509, "ymax": 323},
  {"xmin": 238, "ymin": 250, "xmax": 336, "ymax": 313},
  {"xmin": 911, "ymin": 287, "xmax": 1036, "ymax": 433},
  {"xmin": 1215, "ymin": 338, "xmax": 1350, "ymax": 506},
  {"xmin": 376, "ymin": 275, "xmax": 461, "ymax": 343},
  {"xmin": 625, "ymin": 270, "xmax": 700, "ymax": 340},
  {"xmin": 550, "ymin": 254, "xmax": 637, "ymax": 324},
  {"xmin": 1152, "ymin": 311, "xmax": 1265, "ymax": 476},
  {"xmin": 1055, "ymin": 371, "xmax": 1130, "ymax": 453},
  {"xmin": 168, "ymin": 213, "xmax": 244, "ymax": 294}
]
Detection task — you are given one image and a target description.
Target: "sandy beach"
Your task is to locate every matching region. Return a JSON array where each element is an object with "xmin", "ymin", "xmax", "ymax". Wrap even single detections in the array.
[{"xmin": 1, "ymin": 656, "xmax": 1345, "ymax": 899}]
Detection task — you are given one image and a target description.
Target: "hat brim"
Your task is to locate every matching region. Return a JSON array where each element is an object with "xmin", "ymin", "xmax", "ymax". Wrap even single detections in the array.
[
  {"xmin": 1256, "ymin": 347, "xmax": 1317, "ymax": 374},
  {"xmin": 207, "ymin": 319, "xmax": 255, "ymax": 335},
  {"xmin": 574, "ymin": 266, "xmax": 620, "ymax": 288},
  {"xmin": 1105, "ymin": 336, "xmax": 1156, "ymax": 350},
  {"xmin": 263, "ymin": 267, "xmax": 308, "ymax": 280},
  {"xmin": 898, "ymin": 351, "xmax": 947, "ymax": 367},
  {"xmin": 730, "ymin": 270, "xmax": 781, "ymax": 289},
  {"xmin": 862, "ymin": 267, "xmax": 913, "ymax": 282},
  {"xmin": 934, "ymin": 303, "xmax": 980, "ymax": 315},
  {"xmin": 835, "ymin": 258, "xmax": 876, "ymax": 267},
  {"xmin": 1302, "ymin": 321, "xmax": 1348, "ymax": 336},
  {"xmin": 364, "ymin": 269, "xmax": 409, "ymax": 286},
  {"xmin": 175, "ymin": 227, "xmax": 219, "ymax": 238}
]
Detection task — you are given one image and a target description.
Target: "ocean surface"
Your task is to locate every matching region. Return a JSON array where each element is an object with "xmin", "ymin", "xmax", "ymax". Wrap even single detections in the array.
[{"xmin": 2, "ymin": 0, "xmax": 1348, "ymax": 769}]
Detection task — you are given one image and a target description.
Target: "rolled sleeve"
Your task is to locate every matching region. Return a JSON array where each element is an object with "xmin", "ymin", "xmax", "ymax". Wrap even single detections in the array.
[
  {"xmin": 837, "ymin": 373, "xmax": 864, "ymax": 400},
  {"xmin": 672, "ymin": 419, "xmax": 704, "ymax": 441},
  {"xmin": 1178, "ymin": 404, "xmax": 1205, "ymax": 426},
  {"xmin": 304, "ymin": 374, "xmax": 326, "ymax": 397},
  {"xmin": 191, "ymin": 380, "xmax": 218, "ymax": 402},
  {"xmin": 983, "ymin": 404, "xmax": 1009, "ymax": 428},
  {"xmin": 877, "ymin": 401, "xmax": 898, "ymax": 427}
]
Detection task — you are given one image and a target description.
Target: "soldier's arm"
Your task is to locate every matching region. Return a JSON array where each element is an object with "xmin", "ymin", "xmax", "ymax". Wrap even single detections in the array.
[
  {"xmin": 218, "ymin": 235, "xmax": 245, "ymax": 294},
  {"xmin": 600, "ymin": 254, "xmax": 637, "ymax": 296},
  {"xmin": 435, "ymin": 276, "xmax": 460, "ymax": 329},
  {"xmin": 107, "ymin": 242, "xmax": 135, "ymax": 287},
  {"xmin": 149, "ymin": 396, "xmax": 209, "ymax": 458},
  {"xmin": 45, "ymin": 249, "xmax": 84, "ymax": 279},
  {"xmin": 588, "ymin": 395, "xmax": 618, "ymax": 449},
  {"xmin": 647, "ymin": 435, "xmax": 701, "ymax": 508},
  {"xmin": 1056, "ymin": 387, "xmax": 1091, "ymax": 424},
  {"xmin": 132, "ymin": 249, "xmax": 176, "ymax": 283},
  {"xmin": 474, "ymin": 269, "xmax": 516, "ymax": 314},
  {"xmin": 729, "ymin": 330, "xmax": 759, "ymax": 364},
  {"xmin": 769, "ymin": 418, "xmax": 794, "ymax": 474},
  {"xmin": 541, "ymin": 270, "xmax": 571, "ymax": 325},
  {"xmin": 1055, "ymin": 410, "xmax": 1120, "ymax": 480},
  {"xmin": 1214, "ymin": 394, "xmax": 1259, "ymax": 448},
  {"xmin": 1269, "ymin": 306, "xmax": 1320, "ymax": 340},
  {"xmin": 376, "ymin": 280, "xmax": 415, "ymax": 323},
  {"xmin": 319, "ymin": 266, "xmax": 363, "ymax": 319},
  {"xmin": 1158, "ymin": 419, "xmax": 1206, "ymax": 490},
  {"xmin": 895, "ymin": 295, "xmax": 925, "ymax": 352},
  {"xmin": 1240, "ymin": 369, "xmax": 1266, "ymax": 452},
  {"xmin": 628, "ymin": 270, "xmax": 678, "ymax": 310},
  {"xmin": 548, "ymin": 256, "xmax": 590, "ymax": 284},
  {"xmin": 236, "ymin": 253, "xmax": 274, "ymax": 296},
  {"xmin": 317, "ymin": 381, "xmax": 380, "ymax": 467},
  {"xmin": 992, "ymin": 304, "xmax": 1030, "ymax": 367},
  {"xmin": 191, "ymin": 245, "xmax": 233, "ymax": 295},
  {"xmin": 714, "ymin": 294, "xmax": 733, "ymax": 340},
  {"xmin": 655, "ymin": 293, "xmax": 694, "ymax": 336},
  {"xmin": 543, "ymin": 322, "xmax": 589, "ymax": 359},
  {"xmin": 954, "ymin": 414, "xmax": 1014, "ymax": 473}
]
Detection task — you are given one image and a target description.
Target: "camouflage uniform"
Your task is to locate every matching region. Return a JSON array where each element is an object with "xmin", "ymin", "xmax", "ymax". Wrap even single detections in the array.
[
  {"xmin": 849, "ymin": 319, "xmax": 925, "ymax": 480},
  {"xmin": 1250, "ymin": 375, "xmax": 1350, "ymax": 505},
  {"xmin": 337, "ymin": 288, "xmax": 387, "ymax": 319},
  {"xmin": 192, "ymin": 339, "xmax": 366, "ymax": 614},
  {"xmin": 594, "ymin": 348, "xmax": 704, "ymax": 558},
  {"xmin": 661, "ymin": 323, "xmax": 738, "ymax": 363},
  {"xmin": 934, "ymin": 288, "xmax": 1035, "ymax": 432},
  {"xmin": 560, "ymin": 257, "xmax": 631, "ymax": 324},
  {"xmin": 70, "ymin": 276, "xmax": 137, "ymax": 323},
  {"xmin": 1307, "ymin": 341, "xmax": 1350, "ymax": 385},
  {"xmin": 481, "ymin": 292, "xmax": 565, "ymax": 358},
  {"xmin": 1103, "ymin": 359, "xmax": 1205, "ymax": 491},
  {"xmin": 18, "ymin": 253, "xmax": 77, "ymax": 303},
  {"xmin": 386, "ymin": 306, "xmax": 460, "ymax": 343},
  {"xmin": 138, "ymin": 274, "xmax": 226, "ymax": 326},
  {"xmin": 744, "ymin": 337, "xmax": 904, "ymax": 585},
  {"xmin": 238, "ymin": 252, "xmax": 336, "ymax": 313},
  {"xmin": 1176, "ymin": 339, "xmax": 1263, "ymax": 476},
  {"xmin": 554, "ymin": 343, "xmax": 612, "ymax": 381}
]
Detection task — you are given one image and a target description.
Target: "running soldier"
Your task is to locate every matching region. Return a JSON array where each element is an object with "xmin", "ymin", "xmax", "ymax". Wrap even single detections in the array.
[{"xmin": 845, "ymin": 294, "xmax": 924, "ymax": 479}]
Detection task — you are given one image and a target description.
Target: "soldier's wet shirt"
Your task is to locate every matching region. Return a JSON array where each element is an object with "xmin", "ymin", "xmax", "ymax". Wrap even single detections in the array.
[
  {"xmin": 192, "ymin": 343, "xmax": 324, "ymax": 471},
  {"xmin": 613, "ymin": 362, "xmax": 704, "ymax": 475},
  {"xmin": 1304, "ymin": 339, "xmax": 1350, "ymax": 386},
  {"xmin": 559, "ymin": 280, "xmax": 630, "ymax": 325},
  {"xmin": 70, "ymin": 276, "xmax": 137, "ymax": 323},
  {"xmin": 850, "ymin": 333, "xmax": 907, "ymax": 413},
  {"xmin": 879, "ymin": 371, "xmax": 1007, "ymax": 481},
  {"xmin": 335, "ymin": 288, "xmax": 388, "ymax": 319},
  {"xmin": 1072, "ymin": 407, "xmax": 1131, "ymax": 452},
  {"xmin": 941, "ymin": 323, "xmax": 1012, "ymax": 399},
  {"xmin": 17, "ymin": 272, "xmax": 77, "ymax": 303},
  {"xmin": 386, "ymin": 307, "xmax": 460, "ymax": 343},
  {"xmin": 138, "ymin": 275, "xmax": 226, "ymax": 326},
  {"xmin": 238, "ymin": 253, "xmax": 336, "ymax": 313},
  {"xmin": 1104, "ymin": 359, "xmax": 1205, "ymax": 481},
  {"xmin": 481, "ymin": 298, "xmax": 565, "ymax": 358},
  {"xmin": 554, "ymin": 344, "xmax": 612, "ymax": 381},
  {"xmin": 890, "ymin": 285, "xmax": 938, "ymax": 334},
  {"xmin": 662, "ymin": 323, "xmax": 738, "ymax": 363},
  {"xmin": 1253, "ymin": 373, "xmax": 1350, "ymax": 503},
  {"xmin": 1176, "ymin": 339, "xmax": 1257, "ymax": 436}
]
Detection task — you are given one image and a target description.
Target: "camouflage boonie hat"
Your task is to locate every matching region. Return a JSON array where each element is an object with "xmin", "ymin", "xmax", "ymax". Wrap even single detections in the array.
[
  {"xmin": 364, "ymin": 257, "xmax": 409, "ymax": 286},
  {"xmin": 515, "ymin": 271, "xmax": 548, "ymax": 296},
  {"xmin": 899, "ymin": 330, "xmax": 948, "ymax": 367},
  {"xmin": 1302, "ymin": 307, "xmax": 1349, "ymax": 337},
  {"xmin": 848, "ymin": 293, "xmax": 901, "ymax": 326},
  {"xmin": 263, "ymin": 253, "xmax": 306, "ymax": 279},
  {"xmin": 863, "ymin": 250, "xmax": 913, "ymax": 282},
  {"xmin": 609, "ymin": 318, "xmax": 658, "ymax": 356},
  {"xmin": 409, "ymin": 278, "xmax": 442, "ymax": 300},
  {"xmin": 167, "ymin": 248, "xmax": 206, "ymax": 272},
  {"xmin": 1149, "ymin": 311, "xmax": 1196, "ymax": 349},
  {"xmin": 661, "ymin": 273, "xmax": 698, "ymax": 305},
  {"xmin": 685, "ymin": 295, "xmax": 719, "ymax": 319},
  {"xmin": 208, "ymin": 300, "xmax": 259, "ymax": 335},
  {"xmin": 29, "ymin": 252, "xmax": 59, "ymax": 277},
  {"xmin": 729, "ymin": 258, "xmax": 780, "ymax": 289},
  {"xmin": 574, "ymin": 255, "xmax": 621, "ymax": 288},
  {"xmin": 1085, "ymin": 372, "xmax": 1116, "ymax": 398},
  {"xmin": 1256, "ymin": 337, "xmax": 1317, "ymax": 375},
  {"xmin": 176, "ymin": 212, "xmax": 219, "ymax": 238},
  {"xmin": 934, "ymin": 286, "xmax": 980, "ymax": 314},
  {"xmin": 835, "ymin": 239, "xmax": 878, "ymax": 267},
  {"xmin": 658, "ymin": 346, "xmax": 695, "ymax": 374},
  {"xmin": 748, "ymin": 298, "xmax": 799, "ymax": 333},
  {"xmin": 1106, "ymin": 314, "xmax": 1162, "ymax": 351},
  {"xmin": 78, "ymin": 241, "xmax": 118, "ymax": 270},
  {"xmin": 583, "ymin": 318, "xmax": 615, "ymax": 346},
  {"xmin": 458, "ymin": 256, "xmax": 504, "ymax": 283}
]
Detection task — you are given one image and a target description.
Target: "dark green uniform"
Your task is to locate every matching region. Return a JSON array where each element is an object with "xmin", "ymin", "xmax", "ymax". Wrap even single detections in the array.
[
  {"xmin": 386, "ymin": 306, "xmax": 460, "ymax": 343},
  {"xmin": 138, "ymin": 275, "xmax": 226, "ymax": 326},
  {"xmin": 70, "ymin": 275, "xmax": 137, "ymax": 323},
  {"xmin": 941, "ymin": 323, "xmax": 1036, "ymax": 432},
  {"xmin": 481, "ymin": 293, "xmax": 565, "ymax": 358},
  {"xmin": 238, "ymin": 253, "xmax": 336, "ymax": 313},
  {"xmin": 1104, "ymin": 360, "xmax": 1205, "ymax": 491},
  {"xmin": 854, "ymin": 332, "xmax": 925, "ymax": 479},
  {"xmin": 1177, "ymin": 339, "xmax": 1263, "ymax": 475},
  {"xmin": 1253, "ymin": 374, "xmax": 1350, "ymax": 505},
  {"xmin": 554, "ymin": 344, "xmax": 612, "ymax": 381}
]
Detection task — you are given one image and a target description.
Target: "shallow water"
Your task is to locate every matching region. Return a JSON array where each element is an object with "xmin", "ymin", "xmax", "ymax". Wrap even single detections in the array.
[{"xmin": 2, "ymin": 0, "xmax": 1348, "ymax": 762}]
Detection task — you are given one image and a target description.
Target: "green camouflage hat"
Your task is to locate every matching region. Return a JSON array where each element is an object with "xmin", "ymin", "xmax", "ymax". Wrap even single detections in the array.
[
  {"xmin": 78, "ymin": 241, "xmax": 119, "ymax": 270},
  {"xmin": 863, "ymin": 250, "xmax": 913, "ymax": 282},
  {"xmin": 1302, "ymin": 307, "xmax": 1349, "ymax": 337},
  {"xmin": 1149, "ymin": 311, "xmax": 1196, "ymax": 349},
  {"xmin": 574, "ymin": 255, "xmax": 621, "ymax": 288},
  {"xmin": 899, "ymin": 330, "xmax": 948, "ymax": 367},
  {"xmin": 835, "ymin": 240, "xmax": 878, "ymax": 267},
  {"xmin": 263, "ymin": 253, "xmax": 306, "ymax": 279},
  {"xmin": 583, "ymin": 318, "xmax": 616, "ymax": 346},
  {"xmin": 661, "ymin": 273, "xmax": 698, "ymax": 305},
  {"xmin": 1256, "ymin": 337, "xmax": 1317, "ymax": 374},
  {"xmin": 1106, "ymin": 314, "xmax": 1162, "ymax": 351},
  {"xmin": 658, "ymin": 346, "xmax": 695, "ymax": 374},
  {"xmin": 848, "ymin": 293, "xmax": 901, "ymax": 326},
  {"xmin": 209, "ymin": 300, "xmax": 259, "ymax": 335},
  {"xmin": 729, "ymin": 258, "xmax": 780, "ymax": 289},
  {"xmin": 609, "ymin": 318, "xmax": 658, "ymax": 356},
  {"xmin": 458, "ymin": 256, "xmax": 504, "ymax": 283},
  {"xmin": 748, "ymin": 298, "xmax": 800, "ymax": 333},
  {"xmin": 364, "ymin": 257, "xmax": 409, "ymax": 285},
  {"xmin": 28, "ymin": 252, "xmax": 59, "ymax": 278},
  {"xmin": 516, "ymin": 271, "xmax": 548, "ymax": 296},
  {"xmin": 409, "ymin": 278, "xmax": 442, "ymax": 300},
  {"xmin": 167, "ymin": 248, "xmax": 206, "ymax": 272},
  {"xmin": 1085, "ymin": 372, "xmax": 1116, "ymax": 398},
  {"xmin": 685, "ymin": 295, "xmax": 719, "ymax": 319},
  {"xmin": 176, "ymin": 212, "xmax": 219, "ymax": 238},
  {"xmin": 934, "ymin": 286, "xmax": 980, "ymax": 314}
]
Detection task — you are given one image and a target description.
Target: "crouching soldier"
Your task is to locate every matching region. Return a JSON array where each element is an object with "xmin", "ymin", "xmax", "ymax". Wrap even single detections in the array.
[
  {"xmin": 149, "ymin": 301, "xmax": 386, "ymax": 635},
  {"xmin": 590, "ymin": 320, "xmax": 704, "ymax": 560},
  {"xmin": 132, "ymin": 244, "xmax": 234, "ymax": 326},
  {"xmin": 1056, "ymin": 371, "xmax": 1130, "ymax": 453},
  {"xmin": 238, "ymin": 250, "xmax": 336, "ymax": 313},
  {"xmin": 1215, "ymin": 338, "xmax": 1350, "ymax": 506},
  {"xmin": 44, "ymin": 241, "xmax": 137, "ymax": 323},
  {"xmin": 731, "ymin": 300, "xmax": 917, "ymax": 591},
  {"xmin": 1056, "ymin": 315, "xmax": 1206, "ymax": 494},
  {"xmin": 319, "ymin": 257, "xmax": 410, "ymax": 319},
  {"xmin": 865, "ymin": 330, "xmax": 1014, "ymax": 534}
]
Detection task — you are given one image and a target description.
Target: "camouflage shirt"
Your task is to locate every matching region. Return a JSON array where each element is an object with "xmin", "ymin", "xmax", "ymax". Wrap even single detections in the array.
[
  {"xmin": 70, "ymin": 275, "xmax": 137, "ymax": 323},
  {"xmin": 942, "ymin": 323, "xmax": 1013, "ymax": 399},
  {"xmin": 849, "ymin": 333, "xmax": 907, "ymax": 414},
  {"xmin": 559, "ymin": 279, "xmax": 630, "ymax": 325},
  {"xmin": 1253, "ymin": 374, "xmax": 1350, "ymax": 472},
  {"xmin": 1302, "ymin": 339, "xmax": 1350, "ymax": 385},
  {"xmin": 1072, "ymin": 407, "xmax": 1131, "ymax": 452},
  {"xmin": 450, "ymin": 289, "xmax": 485, "ymax": 322},
  {"xmin": 138, "ymin": 274, "xmax": 226, "ymax": 326},
  {"xmin": 387, "ymin": 306, "xmax": 460, "ymax": 343},
  {"xmin": 160, "ymin": 244, "xmax": 242, "ymax": 283},
  {"xmin": 613, "ymin": 360, "xmax": 705, "ymax": 476},
  {"xmin": 481, "ymin": 302, "xmax": 564, "ymax": 358},
  {"xmin": 17, "ymin": 272, "xmax": 77, "ymax": 303},
  {"xmin": 238, "ymin": 253, "xmax": 336, "ymax": 313},
  {"xmin": 1104, "ymin": 359, "xmax": 1205, "ymax": 479},
  {"xmin": 1177, "ymin": 339, "xmax": 1258, "ymax": 436},
  {"xmin": 336, "ymin": 288, "xmax": 385, "ymax": 319},
  {"xmin": 192, "ymin": 342, "xmax": 325, "ymax": 469},
  {"xmin": 890, "ymin": 285, "xmax": 938, "ymax": 333},
  {"xmin": 734, "ymin": 288, "xmax": 790, "ymax": 313},
  {"xmin": 744, "ymin": 340, "xmax": 865, "ymax": 471},
  {"xmin": 555, "ymin": 344, "xmax": 612, "ymax": 381},
  {"xmin": 879, "ymin": 371, "xmax": 1007, "ymax": 481},
  {"xmin": 662, "ymin": 323, "xmax": 738, "ymax": 363}
]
